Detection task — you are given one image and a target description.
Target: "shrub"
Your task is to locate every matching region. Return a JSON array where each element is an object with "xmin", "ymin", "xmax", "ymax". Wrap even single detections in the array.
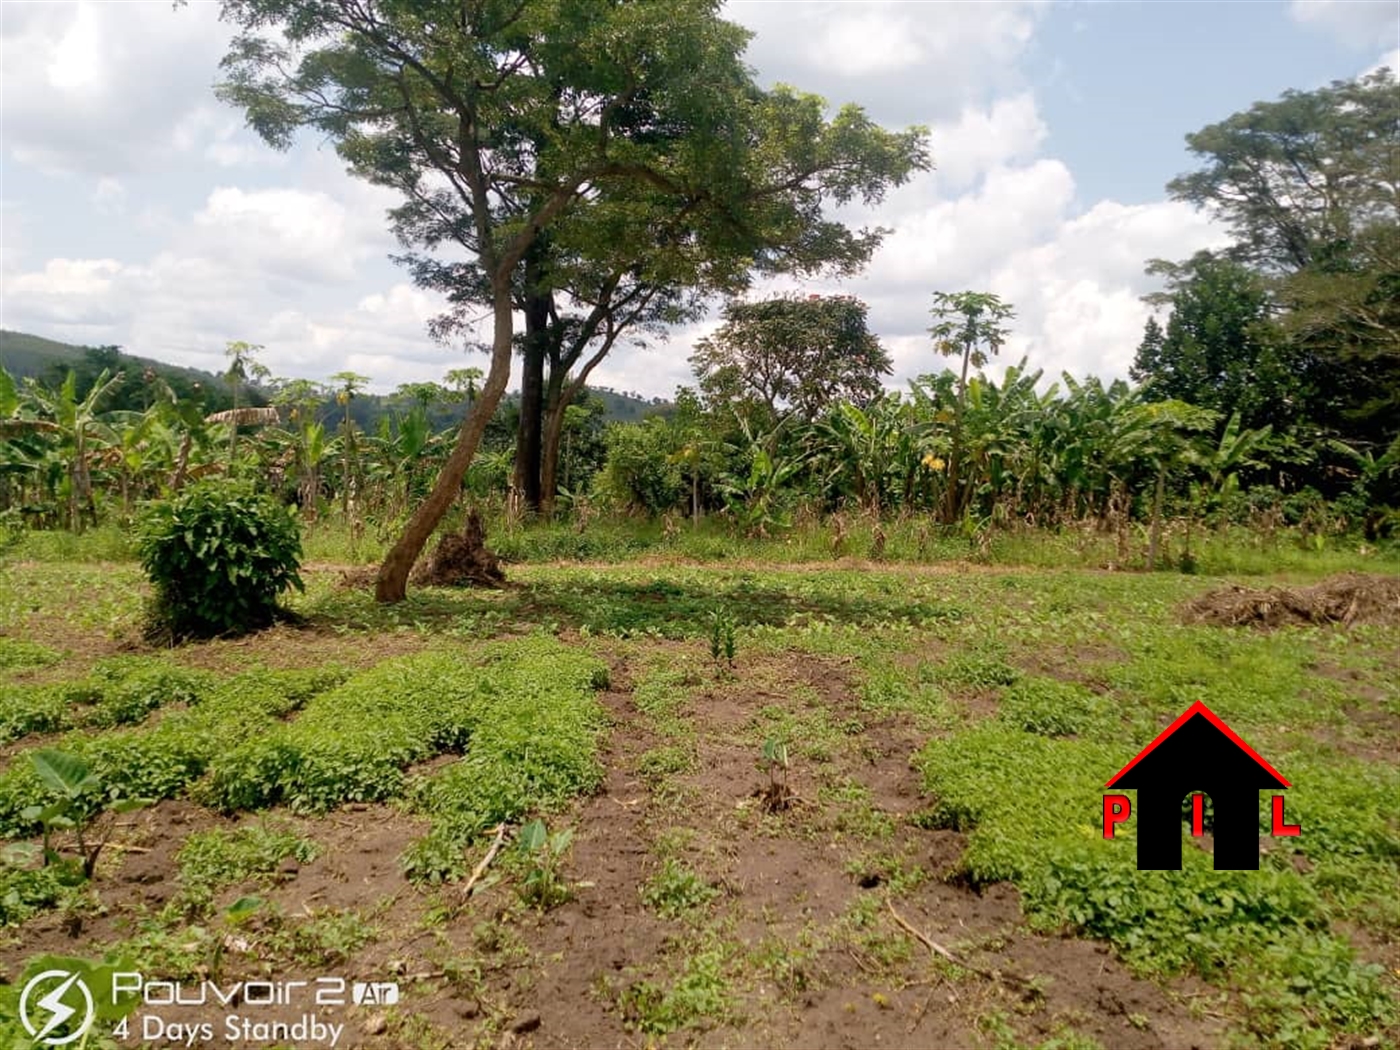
[
  {"xmin": 598, "ymin": 419, "xmax": 687, "ymax": 514},
  {"xmin": 136, "ymin": 480, "xmax": 304, "ymax": 639}
]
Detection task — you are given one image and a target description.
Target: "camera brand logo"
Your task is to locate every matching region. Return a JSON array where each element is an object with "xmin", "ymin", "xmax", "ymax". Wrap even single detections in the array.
[
  {"xmin": 352, "ymin": 981, "xmax": 400, "ymax": 1006},
  {"xmin": 20, "ymin": 970, "xmax": 96, "ymax": 1047},
  {"xmin": 1102, "ymin": 701, "xmax": 1301, "ymax": 870}
]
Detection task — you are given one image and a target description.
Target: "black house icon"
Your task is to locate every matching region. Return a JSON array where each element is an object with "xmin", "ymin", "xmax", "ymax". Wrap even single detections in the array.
[{"xmin": 1106, "ymin": 701, "xmax": 1289, "ymax": 870}]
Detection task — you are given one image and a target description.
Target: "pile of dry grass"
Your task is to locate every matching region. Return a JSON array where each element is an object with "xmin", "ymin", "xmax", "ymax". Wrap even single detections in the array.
[{"xmin": 1183, "ymin": 572, "xmax": 1400, "ymax": 629}]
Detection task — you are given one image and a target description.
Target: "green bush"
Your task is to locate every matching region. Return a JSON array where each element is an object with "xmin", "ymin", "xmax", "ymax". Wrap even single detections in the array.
[
  {"xmin": 136, "ymin": 480, "xmax": 304, "ymax": 639},
  {"xmin": 598, "ymin": 419, "xmax": 687, "ymax": 514}
]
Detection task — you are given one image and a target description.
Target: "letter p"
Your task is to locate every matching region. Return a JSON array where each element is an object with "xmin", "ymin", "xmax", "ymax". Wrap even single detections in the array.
[{"xmin": 1103, "ymin": 794, "xmax": 1131, "ymax": 838}]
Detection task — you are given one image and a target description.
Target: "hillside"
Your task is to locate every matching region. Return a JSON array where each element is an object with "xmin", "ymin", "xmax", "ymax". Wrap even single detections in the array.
[{"xmin": 0, "ymin": 329, "xmax": 671, "ymax": 423}]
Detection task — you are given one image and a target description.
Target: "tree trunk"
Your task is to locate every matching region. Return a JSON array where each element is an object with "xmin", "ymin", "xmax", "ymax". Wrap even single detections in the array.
[
  {"xmin": 540, "ymin": 395, "xmax": 566, "ymax": 519},
  {"xmin": 1148, "ymin": 467, "xmax": 1166, "ymax": 569},
  {"xmin": 513, "ymin": 254, "xmax": 550, "ymax": 514},
  {"xmin": 943, "ymin": 340, "xmax": 974, "ymax": 525},
  {"xmin": 375, "ymin": 286, "xmax": 515, "ymax": 604}
]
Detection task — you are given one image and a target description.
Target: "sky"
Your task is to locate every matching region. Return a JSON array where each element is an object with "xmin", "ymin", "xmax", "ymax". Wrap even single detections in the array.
[{"xmin": 1, "ymin": 0, "xmax": 1397, "ymax": 400}]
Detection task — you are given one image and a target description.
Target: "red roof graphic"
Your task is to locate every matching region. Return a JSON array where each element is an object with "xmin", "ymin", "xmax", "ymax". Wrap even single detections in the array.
[{"xmin": 1105, "ymin": 700, "xmax": 1290, "ymax": 789}]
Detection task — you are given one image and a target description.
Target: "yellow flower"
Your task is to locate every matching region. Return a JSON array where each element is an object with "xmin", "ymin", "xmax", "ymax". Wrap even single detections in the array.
[{"xmin": 921, "ymin": 454, "xmax": 946, "ymax": 472}]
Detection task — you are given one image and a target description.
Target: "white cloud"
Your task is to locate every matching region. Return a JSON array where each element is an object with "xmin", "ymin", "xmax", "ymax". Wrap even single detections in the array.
[
  {"xmin": 1, "ymin": 0, "xmax": 235, "ymax": 175},
  {"xmin": 1290, "ymin": 0, "xmax": 1400, "ymax": 48},
  {"xmin": 725, "ymin": 0, "xmax": 1048, "ymax": 123},
  {"xmin": 926, "ymin": 93, "xmax": 1048, "ymax": 191}
]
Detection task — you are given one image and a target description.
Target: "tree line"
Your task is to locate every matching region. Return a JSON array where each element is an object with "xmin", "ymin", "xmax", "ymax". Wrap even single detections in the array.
[{"xmin": 2, "ymin": 1, "xmax": 1395, "ymax": 593}]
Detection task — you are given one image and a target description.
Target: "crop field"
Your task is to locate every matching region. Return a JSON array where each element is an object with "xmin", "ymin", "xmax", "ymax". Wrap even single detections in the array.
[{"xmin": 1, "ymin": 544, "xmax": 1398, "ymax": 1049}]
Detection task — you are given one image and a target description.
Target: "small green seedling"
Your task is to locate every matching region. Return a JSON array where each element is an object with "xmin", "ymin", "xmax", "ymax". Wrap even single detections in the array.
[
  {"xmin": 22, "ymin": 750, "xmax": 151, "ymax": 880},
  {"xmin": 707, "ymin": 609, "xmax": 737, "ymax": 671},
  {"xmin": 759, "ymin": 737, "xmax": 792, "ymax": 813},
  {"xmin": 210, "ymin": 895, "xmax": 265, "ymax": 978},
  {"xmin": 516, "ymin": 820, "xmax": 577, "ymax": 910}
]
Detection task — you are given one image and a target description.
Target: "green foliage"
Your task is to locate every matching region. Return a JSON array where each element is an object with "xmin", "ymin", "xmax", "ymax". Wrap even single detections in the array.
[
  {"xmin": 402, "ymin": 640, "xmax": 609, "ymax": 883},
  {"xmin": 641, "ymin": 859, "xmax": 719, "ymax": 919},
  {"xmin": 0, "ymin": 666, "xmax": 348, "ymax": 839},
  {"xmin": 23, "ymin": 749, "xmax": 150, "ymax": 879},
  {"xmin": 0, "ymin": 658, "xmax": 215, "ymax": 747},
  {"xmin": 0, "ymin": 637, "xmax": 60, "ymax": 671},
  {"xmin": 136, "ymin": 479, "xmax": 304, "ymax": 639},
  {"xmin": 176, "ymin": 822, "xmax": 319, "ymax": 914},
  {"xmin": 514, "ymin": 820, "xmax": 576, "ymax": 911},
  {"xmin": 637, "ymin": 745, "xmax": 694, "ymax": 786},
  {"xmin": 999, "ymin": 677, "xmax": 1108, "ymax": 737},
  {"xmin": 0, "ymin": 684, "xmax": 69, "ymax": 745},
  {"xmin": 706, "ymin": 607, "xmax": 737, "ymax": 669},
  {"xmin": 0, "ymin": 860, "xmax": 81, "ymax": 926},
  {"xmin": 620, "ymin": 943, "xmax": 733, "ymax": 1035},
  {"xmin": 202, "ymin": 652, "xmax": 485, "ymax": 813},
  {"xmin": 917, "ymin": 718, "xmax": 1398, "ymax": 1043},
  {"xmin": 81, "ymin": 658, "xmax": 215, "ymax": 728},
  {"xmin": 691, "ymin": 294, "xmax": 892, "ymax": 424},
  {"xmin": 599, "ymin": 418, "xmax": 689, "ymax": 514},
  {"xmin": 932, "ymin": 651, "xmax": 1020, "ymax": 690}
]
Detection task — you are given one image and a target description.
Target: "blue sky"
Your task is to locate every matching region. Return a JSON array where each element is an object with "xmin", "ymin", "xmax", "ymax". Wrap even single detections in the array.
[{"xmin": 1, "ymin": 0, "xmax": 1396, "ymax": 397}]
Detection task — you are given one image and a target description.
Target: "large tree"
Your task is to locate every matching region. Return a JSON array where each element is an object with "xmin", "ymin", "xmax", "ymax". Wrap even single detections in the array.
[
  {"xmin": 1131, "ymin": 252, "xmax": 1300, "ymax": 434},
  {"xmin": 215, "ymin": 0, "xmax": 927, "ymax": 599},
  {"xmin": 690, "ymin": 293, "xmax": 893, "ymax": 427},
  {"xmin": 1168, "ymin": 69, "xmax": 1399, "ymax": 277},
  {"xmin": 1164, "ymin": 68, "xmax": 1400, "ymax": 472}
]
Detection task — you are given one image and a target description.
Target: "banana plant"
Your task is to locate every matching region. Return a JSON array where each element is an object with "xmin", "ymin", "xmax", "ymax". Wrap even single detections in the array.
[
  {"xmin": 717, "ymin": 415, "xmax": 806, "ymax": 536},
  {"xmin": 8, "ymin": 369, "xmax": 126, "ymax": 532}
]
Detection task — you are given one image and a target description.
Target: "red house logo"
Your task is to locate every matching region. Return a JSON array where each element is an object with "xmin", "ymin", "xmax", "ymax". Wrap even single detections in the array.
[{"xmin": 1103, "ymin": 701, "xmax": 1300, "ymax": 870}]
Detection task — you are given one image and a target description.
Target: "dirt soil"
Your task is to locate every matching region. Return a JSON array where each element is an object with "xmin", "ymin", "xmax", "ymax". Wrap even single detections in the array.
[
  {"xmin": 1183, "ymin": 572, "xmax": 1400, "ymax": 629},
  {"xmin": 0, "ymin": 646, "xmax": 1227, "ymax": 1049}
]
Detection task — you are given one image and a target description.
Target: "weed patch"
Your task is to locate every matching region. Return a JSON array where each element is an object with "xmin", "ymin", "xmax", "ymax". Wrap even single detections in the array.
[
  {"xmin": 397, "ymin": 639, "xmax": 609, "ymax": 883},
  {"xmin": 175, "ymin": 822, "xmax": 319, "ymax": 915},
  {"xmin": 917, "ymin": 721, "xmax": 1398, "ymax": 1044}
]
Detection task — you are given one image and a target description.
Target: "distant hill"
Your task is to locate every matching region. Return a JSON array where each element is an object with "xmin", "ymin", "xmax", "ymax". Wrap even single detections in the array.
[
  {"xmin": 0, "ymin": 330, "xmax": 87, "ymax": 375},
  {"xmin": 0, "ymin": 329, "xmax": 671, "ymax": 424}
]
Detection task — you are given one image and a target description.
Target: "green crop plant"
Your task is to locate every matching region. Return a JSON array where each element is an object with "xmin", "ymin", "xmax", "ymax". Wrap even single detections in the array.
[
  {"xmin": 515, "ymin": 820, "xmax": 577, "ymax": 910},
  {"xmin": 0, "ymin": 666, "xmax": 349, "ymax": 839},
  {"xmin": 21, "ymin": 750, "xmax": 150, "ymax": 879}
]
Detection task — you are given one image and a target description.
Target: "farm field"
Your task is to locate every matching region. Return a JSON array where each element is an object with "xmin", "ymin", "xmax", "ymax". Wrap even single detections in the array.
[{"xmin": 1, "ymin": 544, "xmax": 1398, "ymax": 1049}]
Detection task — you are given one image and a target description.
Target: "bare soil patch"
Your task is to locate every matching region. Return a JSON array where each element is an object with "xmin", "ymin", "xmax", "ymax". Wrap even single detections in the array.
[{"xmin": 1184, "ymin": 572, "xmax": 1400, "ymax": 628}]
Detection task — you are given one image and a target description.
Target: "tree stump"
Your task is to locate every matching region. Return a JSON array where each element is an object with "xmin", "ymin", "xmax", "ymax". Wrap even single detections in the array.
[{"xmin": 411, "ymin": 510, "xmax": 506, "ymax": 588}]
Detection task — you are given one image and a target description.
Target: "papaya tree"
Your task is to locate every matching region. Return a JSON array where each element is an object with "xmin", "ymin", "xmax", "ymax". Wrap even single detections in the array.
[{"xmin": 928, "ymin": 291, "xmax": 1015, "ymax": 523}]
